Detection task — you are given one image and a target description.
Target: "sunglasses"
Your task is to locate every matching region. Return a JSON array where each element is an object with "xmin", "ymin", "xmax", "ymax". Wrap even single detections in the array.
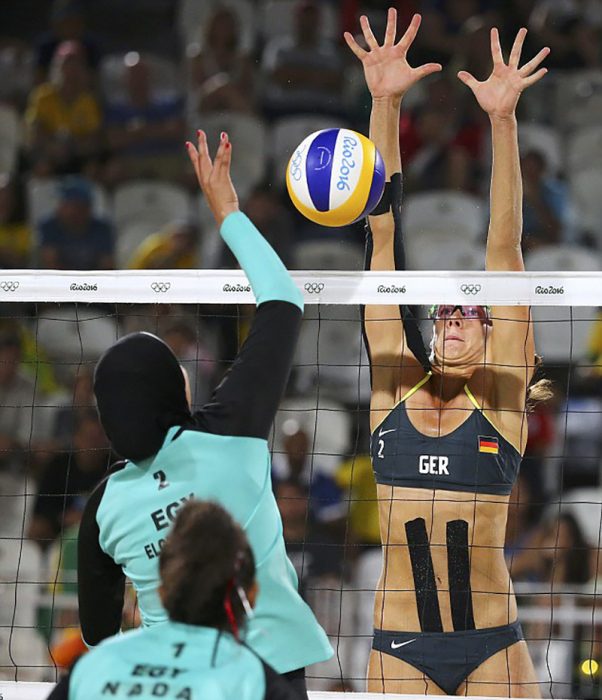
[{"xmin": 428, "ymin": 305, "xmax": 493, "ymax": 326}]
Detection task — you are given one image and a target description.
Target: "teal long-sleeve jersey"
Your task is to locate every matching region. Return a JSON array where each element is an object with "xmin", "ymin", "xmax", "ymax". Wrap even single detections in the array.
[
  {"xmin": 48, "ymin": 621, "xmax": 297, "ymax": 700},
  {"xmin": 78, "ymin": 212, "xmax": 333, "ymax": 674}
]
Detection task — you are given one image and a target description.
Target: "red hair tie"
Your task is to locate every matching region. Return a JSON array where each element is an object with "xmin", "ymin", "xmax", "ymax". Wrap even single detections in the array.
[{"xmin": 223, "ymin": 577, "xmax": 239, "ymax": 641}]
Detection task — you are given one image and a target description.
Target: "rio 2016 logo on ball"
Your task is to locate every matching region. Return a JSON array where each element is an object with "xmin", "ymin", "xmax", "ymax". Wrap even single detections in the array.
[{"xmin": 286, "ymin": 128, "xmax": 386, "ymax": 227}]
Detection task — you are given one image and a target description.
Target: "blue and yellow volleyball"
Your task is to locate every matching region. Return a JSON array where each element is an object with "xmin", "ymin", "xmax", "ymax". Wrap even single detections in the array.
[{"xmin": 286, "ymin": 128, "xmax": 386, "ymax": 227}]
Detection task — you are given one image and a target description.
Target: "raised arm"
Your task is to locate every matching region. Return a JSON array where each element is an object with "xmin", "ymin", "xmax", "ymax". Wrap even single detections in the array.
[
  {"xmin": 345, "ymin": 10, "xmax": 440, "ymax": 427},
  {"xmin": 458, "ymin": 28, "xmax": 549, "ymax": 272},
  {"xmin": 457, "ymin": 29, "xmax": 549, "ymax": 443},
  {"xmin": 186, "ymin": 132, "xmax": 303, "ymax": 439}
]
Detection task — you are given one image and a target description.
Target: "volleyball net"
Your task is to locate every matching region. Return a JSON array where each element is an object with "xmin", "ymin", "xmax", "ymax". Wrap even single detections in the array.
[{"xmin": 1, "ymin": 268, "xmax": 602, "ymax": 699}]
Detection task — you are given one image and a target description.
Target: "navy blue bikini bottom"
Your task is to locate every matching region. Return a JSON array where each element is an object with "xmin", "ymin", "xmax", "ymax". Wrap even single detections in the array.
[{"xmin": 372, "ymin": 620, "xmax": 523, "ymax": 695}]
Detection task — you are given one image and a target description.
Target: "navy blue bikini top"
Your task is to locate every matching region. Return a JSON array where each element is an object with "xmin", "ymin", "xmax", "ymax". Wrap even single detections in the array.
[{"xmin": 370, "ymin": 374, "xmax": 521, "ymax": 496}]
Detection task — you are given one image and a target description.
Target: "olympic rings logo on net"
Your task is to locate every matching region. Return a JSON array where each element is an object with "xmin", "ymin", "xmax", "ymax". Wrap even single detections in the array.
[
  {"xmin": 0, "ymin": 281, "xmax": 19, "ymax": 292},
  {"xmin": 151, "ymin": 282, "xmax": 171, "ymax": 293},
  {"xmin": 304, "ymin": 282, "xmax": 325, "ymax": 294},
  {"xmin": 460, "ymin": 284, "xmax": 482, "ymax": 295}
]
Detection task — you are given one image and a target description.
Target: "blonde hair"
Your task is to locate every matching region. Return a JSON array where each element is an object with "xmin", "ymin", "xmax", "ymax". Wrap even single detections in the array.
[{"xmin": 526, "ymin": 354, "xmax": 554, "ymax": 411}]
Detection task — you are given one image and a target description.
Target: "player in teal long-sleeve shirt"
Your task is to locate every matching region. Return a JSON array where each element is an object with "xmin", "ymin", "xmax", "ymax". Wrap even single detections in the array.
[
  {"xmin": 76, "ymin": 132, "xmax": 332, "ymax": 698},
  {"xmin": 49, "ymin": 501, "xmax": 297, "ymax": 700}
]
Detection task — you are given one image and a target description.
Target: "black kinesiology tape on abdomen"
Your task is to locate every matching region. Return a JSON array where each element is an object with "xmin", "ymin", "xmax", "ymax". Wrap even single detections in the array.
[
  {"xmin": 405, "ymin": 517, "xmax": 443, "ymax": 632},
  {"xmin": 447, "ymin": 519, "xmax": 476, "ymax": 631}
]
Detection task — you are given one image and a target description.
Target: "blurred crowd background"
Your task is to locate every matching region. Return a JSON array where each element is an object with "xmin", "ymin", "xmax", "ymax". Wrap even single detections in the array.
[{"xmin": 0, "ymin": 0, "xmax": 602, "ymax": 696}]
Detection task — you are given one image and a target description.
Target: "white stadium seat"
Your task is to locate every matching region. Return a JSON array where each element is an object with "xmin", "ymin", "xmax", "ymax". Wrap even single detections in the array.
[
  {"xmin": 0, "ymin": 104, "xmax": 20, "ymax": 174},
  {"xmin": 554, "ymin": 69, "xmax": 602, "ymax": 132},
  {"xmin": 570, "ymin": 168, "xmax": 602, "ymax": 244},
  {"xmin": 272, "ymin": 395, "xmax": 352, "ymax": 468},
  {"xmin": 271, "ymin": 115, "xmax": 342, "ymax": 189},
  {"xmin": 406, "ymin": 231, "xmax": 486, "ymax": 271},
  {"xmin": 27, "ymin": 177, "xmax": 110, "ymax": 225},
  {"xmin": 36, "ymin": 306, "xmax": 118, "ymax": 364},
  {"xmin": 99, "ymin": 52, "xmax": 183, "ymax": 101},
  {"xmin": 566, "ymin": 125, "xmax": 602, "ymax": 178},
  {"xmin": 293, "ymin": 303, "xmax": 371, "ymax": 404},
  {"xmin": 519, "ymin": 123, "xmax": 563, "ymax": 175},
  {"xmin": 402, "ymin": 190, "xmax": 487, "ymax": 246},
  {"xmin": 258, "ymin": 0, "xmax": 339, "ymax": 41},
  {"xmin": 117, "ymin": 221, "xmax": 163, "ymax": 268},
  {"xmin": 293, "ymin": 239, "xmax": 364, "ymax": 271},
  {"xmin": 194, "ymin": 112, "xmax": 267, "ymax": 200},
  {"xmin": 525, "ymin": 244, "xmax": 600, "ymax": 362},
  {"xmin": 113, "ymin": 180, "xmax": 191, "ymax": 231}
]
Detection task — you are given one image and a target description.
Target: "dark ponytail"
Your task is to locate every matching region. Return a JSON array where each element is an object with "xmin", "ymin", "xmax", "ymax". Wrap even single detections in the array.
[{"xmin": 159, "ymin": 501, "xmax": 255, "ymax": 631}]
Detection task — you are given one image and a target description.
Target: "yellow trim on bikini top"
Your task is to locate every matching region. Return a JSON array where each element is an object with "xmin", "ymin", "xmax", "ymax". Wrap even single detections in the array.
[{"xmin": 395, "ymin": 373, "xmax": 506, "ymax": 439}]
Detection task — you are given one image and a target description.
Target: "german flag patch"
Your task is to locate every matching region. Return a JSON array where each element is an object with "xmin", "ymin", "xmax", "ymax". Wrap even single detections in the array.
[{"xmin": 478, "ymin": 436, "xmax": 499, "ymax": 454}]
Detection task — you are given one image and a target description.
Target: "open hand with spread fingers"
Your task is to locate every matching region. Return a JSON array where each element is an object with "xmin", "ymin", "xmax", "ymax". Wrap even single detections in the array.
[
  {"xmin": 458, "ymin": 28, "xmax": 550, "ymax": 120},
  {"xmin": 344, "ymin": 9, "xmax": 442, "ymax": 101},
  {"xmin": 186, "ymin": 130, "xmax": 239, "ymax": 227}
]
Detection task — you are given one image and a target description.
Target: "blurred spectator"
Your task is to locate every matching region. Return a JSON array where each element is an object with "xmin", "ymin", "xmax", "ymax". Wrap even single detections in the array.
[
  {"xmin": 25, "ymin": 40, "xmax": 102, "ymax": 177},
  {"xmin": 415, "ymin": 0, "xmax": 497, "ymax": 66},
  {"xmin": 262, "ymin": 0, "xmax": 345, "ymax": 118},
  {"xmin": 28, "ymin": 409, "xmax": 110, "ymax": 549},
  {"xmin": 188, "ymin": 6, "xmax": 256, "ymax": 116},
  {"xmin": 586, "ymin": 309, "xmax": 602, "ymax": 377},
  {"xmin": 451, "ymin": 13, "xmax": 495, "ymax": 81},
  {"xmin": 521, "ymin": 149, "xmax": 569, "ymax": 250},
  {"xmin": 34, "ymin": 0, "xmax": 102, "ymax": 83},
  {"xmin": 524, "ymin": 391, "xmax": 558, "ymax": 496},
  {"xmin": 398, "ymin": 74, "xmax": 489, "ymax": 193},
  {"xmin": 0, "ymin": 332, "xmax": 39, "ymax": 470},
  {"xmin": 37, "ymin": 176, "xmax": 114, "ymax": 270},
  {"xmin": 274, "ymin": 478, "xmax": 345, "ymax": 593},
  {"xmin": 530, "ymin": 0, "xmax": 602, "ymax": 69},
  {"xmin": 245, "ymin": 184, "xmax": 295, "ymax": 266},
  {"xmin": 0, "ymin": 41, "xmax": 35, "ymax": 110},
  {"xmin": 335, "ymin": 454, "xmax": 380, "ymax": 549},
  {"xmin": 52, "ymin": 366, "xmax": 96, "ymax": 447},
  {"xmin": 538, "ymin": 513, "xmax": 592, "ymax": 585},
  {"xmin": 505, "ymin": 471, "xmax": 546, "ymax": 581},
  {"xmin": 105, "ymin": 52, "xmax": 185, "ymax": 183},
  {"xmin": 128, "ymin": 218, "xmax": 200, "ymax": 269},
  {"xmin": 340, "ymin": 0, "xmax": 417, "ymax": 40},
  {"xmin": 272, "ymin": 419, "xmax": 344, "ymax": 525},
  {"xmin": 162, "ymin": 319, "xmax": 218, "ymax": 410},
  {"xmin": 0, "ymin": 175, "xmax": 31, "ymax": 268},
  {"xmin": 400, "ymin": 103, "xmax": 457, "ymax": 192},
  {"xmin": 219, "ymin": 183, "xmax": 295, "ymax": 268},
  {"xmin": 0, "ymin": 537, "xmax": 47, "ymax": 680}
]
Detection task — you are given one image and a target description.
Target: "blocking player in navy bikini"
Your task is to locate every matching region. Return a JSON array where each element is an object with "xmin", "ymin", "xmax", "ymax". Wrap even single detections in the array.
[
  {"xmin": 346, "ymin": 10, "xmax": 551, "ymax": 696},
  {"xmin": 76, "ymin": 131, "xmax": 332, "ymax": 699},
  {"xmin": 49, "ymin": 501, "xmax": 298, "ymax": 699}
]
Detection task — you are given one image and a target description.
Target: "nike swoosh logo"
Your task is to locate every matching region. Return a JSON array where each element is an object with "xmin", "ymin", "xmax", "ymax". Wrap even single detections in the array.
[
  {"xmin": 391, "ymin": 638, "xmax": 416, "ymax": 650},
  {"xmin": 378, "ymin": 428, "xmax": 396, "ymax": 437}
]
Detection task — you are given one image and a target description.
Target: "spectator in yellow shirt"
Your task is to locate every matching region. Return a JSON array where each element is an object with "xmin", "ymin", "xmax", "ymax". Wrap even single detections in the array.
[
  {"xmin": 25, "ymin": 40, "xmax": 102, "ymax": 176},
  {"xmin": 587, "ymin": 308, "xmax": 602, "ymax": 376},
  {"xmin": 0, "ymin": 175, "xmax": 30, "ymax": 268},
  {"xmin": 336, "ymin": 454, "xmax": 380, "ymax": 547},
  {"xmin": 128, "ymin": 218, "xmax": 200, "ymax": 270}
]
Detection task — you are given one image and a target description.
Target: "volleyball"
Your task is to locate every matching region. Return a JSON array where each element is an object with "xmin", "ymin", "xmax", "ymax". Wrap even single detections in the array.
[{"xmin": 286, "ymin": 128, "xmax": 386, "ymax": 227}]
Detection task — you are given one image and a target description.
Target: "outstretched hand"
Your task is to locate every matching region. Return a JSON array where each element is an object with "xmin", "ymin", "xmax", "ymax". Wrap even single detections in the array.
[
  {"xmin": 458, "ymin": 28, "xmax": 550, "ymax": 120},
  {"xmin": 344, "ymin": 9, "xmax": 441, "ymax": 101},
  {"xmin": 186, "ymin": 130, "xmax": 239, "ymax": 227}
]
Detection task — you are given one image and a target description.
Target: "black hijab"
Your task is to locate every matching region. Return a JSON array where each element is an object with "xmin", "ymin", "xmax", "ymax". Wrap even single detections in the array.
[{"xmin": 94, "ymin": 333, "xmax": 191, "ymax": 462}]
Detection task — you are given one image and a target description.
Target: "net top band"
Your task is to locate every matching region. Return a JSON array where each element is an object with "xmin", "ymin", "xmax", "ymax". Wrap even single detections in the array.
[{"xmin": 0, "ymin": 270, "xmax": 598, "ymax": 306}]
